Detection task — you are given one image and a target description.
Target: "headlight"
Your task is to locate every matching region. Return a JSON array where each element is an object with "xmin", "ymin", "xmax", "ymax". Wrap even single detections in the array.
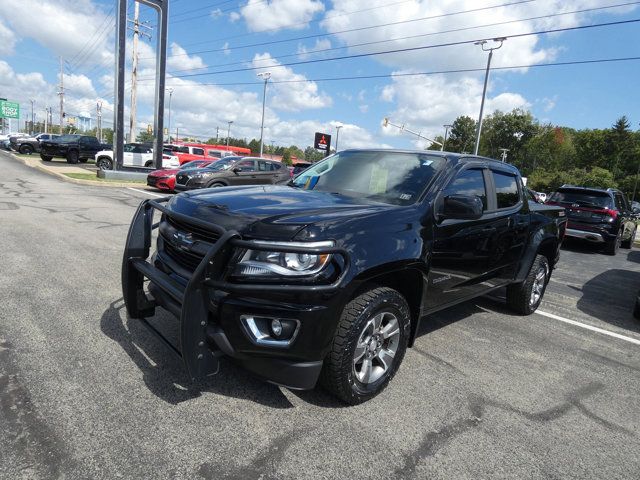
[{"xmin": 234, "ymin": 240, "xmax": 334, "ymax": 277}]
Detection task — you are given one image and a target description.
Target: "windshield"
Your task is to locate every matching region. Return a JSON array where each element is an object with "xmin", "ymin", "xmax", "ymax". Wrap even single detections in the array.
[
  {"xmin": 180, "ymin": 160, "xmax": 207, "ymax": 170},
  {"xmin": 549, "ymin": 189, "xmax": 612, "ymax": 208},
  {"xmin": 292, "ymin": 151, "xmax": 446, "ymax": 205},
  {"xmin": 206, "ymin": 156, "xmax": 242, "ymax": 171},
  {"xmin": 56, "ymin": 135, "xmax": 82, "ymax": 142}
]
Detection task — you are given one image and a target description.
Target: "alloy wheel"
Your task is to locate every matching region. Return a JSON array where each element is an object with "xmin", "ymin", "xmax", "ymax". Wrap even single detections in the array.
[{"xmin": 352, "ymin": 311, "xmax": 400, "ymax": 384}]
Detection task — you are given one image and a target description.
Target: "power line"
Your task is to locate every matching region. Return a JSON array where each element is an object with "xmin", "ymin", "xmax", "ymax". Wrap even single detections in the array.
[
  {"xmin": 170, "ymin": 0, "xmax": 237, "ymax": 18},
  {"xmin": 67, "ymin": 4, "xmax": 116, "ymax": 67},
  {"xmin": 171, "ymin": 0, "xmax": 271, "ymax": 25},
  {"xmin": 159, "ymin": 56, "xmax": 640, "ymax": 88},
  {"xmin": 161, "ymin": 2, "xmax": 640, "ymax": 76},
  {"xmin": 140, "ymin": 18, "xmax": 640, "ymax": 81},
  {"xmin": 147, "ymin": 0, "xmax": 536, "ymax": 58}
]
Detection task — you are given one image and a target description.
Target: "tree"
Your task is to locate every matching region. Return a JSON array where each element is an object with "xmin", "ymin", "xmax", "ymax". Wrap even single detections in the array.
[
  {"xmin": 136, "ymin": 130, "xmax": 154, "ymax": 143},
  {"xmin": 479, "ymin": 109, "xmax": 539, "ymax": 169},
  {"xmin": 426, "ymin": 135, "xmax": 444, "ymax": 151},
  {"xmin": 248, "ymin": 139, "xmax": 260, "ymax": 155},
  {"xmin": 282, "ymin": 149, "xmax": 292, "ymax": 165},
  {"xmin": 446, "ymin": 116, "xmax": 476, "ymax": 153}
]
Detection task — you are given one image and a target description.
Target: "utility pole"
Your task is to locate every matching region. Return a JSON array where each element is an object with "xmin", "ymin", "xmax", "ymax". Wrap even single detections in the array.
[
  {"xmin": 29, "ymin": 100, "xmax": 35, "ymax": 134},
  {"xmin": 166, "ymin": 87, "xmax": 173, "ymax": 143},
  {"xmin": 128, "ymin": 1, "xmax": 152, "ymax": 144},
  {"xmin": 96, "ymin": 102, "xmax": 103, "ymax": 142},
  {"xmin": 442, "ymin": 124, "xmax": 453, "ymax": 151},
  {"xmin": 58, "ymin": 56, "xmax": 64, "ymax": 134},
  {"xmin": 215, "ymin": 126, "xmax": 219, "ymax": 143},
  {"xmin": 499, "ymin": 148, "xmax": 509, "ymax": 162},
  {"xmin": 257, "ymin": 71, "xmax": 271, "ymax": 157},
  {"xmin": 335, "ymin": 124, "xmax": 343, "ymax": 152},
  {"xmin": 226, "ymin": 120, "xmax": 233, "ymax": 147},
  {"xmin": 44, "ymin": 107, "xmax": 48, "ymax": 133},
  {"xmin": 474, "ymin": 37, "xmax": 506, "ymax": 155}
]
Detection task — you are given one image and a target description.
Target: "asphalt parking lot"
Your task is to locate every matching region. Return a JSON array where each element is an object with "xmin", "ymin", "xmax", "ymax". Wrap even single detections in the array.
[{"xmin": 1, "ymin": 151, "xmax": 639, "ymax": 479}]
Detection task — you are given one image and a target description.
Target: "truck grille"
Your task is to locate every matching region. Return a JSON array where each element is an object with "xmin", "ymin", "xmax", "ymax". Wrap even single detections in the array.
[{"xmin": 159, "ymin": 215, "xmax": 221, "ymax": 272}]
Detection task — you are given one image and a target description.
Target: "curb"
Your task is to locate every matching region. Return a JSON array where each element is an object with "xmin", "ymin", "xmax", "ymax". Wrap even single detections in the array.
[{"xmin": 7, "ymin": 152, "xmax": 147, "ymax": 188}]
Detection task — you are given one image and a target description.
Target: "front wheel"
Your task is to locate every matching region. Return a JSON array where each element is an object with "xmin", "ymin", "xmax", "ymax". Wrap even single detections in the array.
[
  {"xmin": 207, "ymin": 182, "xmax": 226, "ymax": 188},
  {"xmin": 40, "ymin": 154, "xmax": 52, "ymax": 161},
  {"xmin": 19, "ymin": 144, "xmax": 34, "ymax": 154},
  {"xmin": 320, "ymin": 287, "xmax": 410, "ymax": 405},
  {"xmin": 506, "ymin": 254, "xmax": 550, "ymax": 315},
  {"xmin": 96, "ymin": 157, "xmax": 113, "ymax": 170}
]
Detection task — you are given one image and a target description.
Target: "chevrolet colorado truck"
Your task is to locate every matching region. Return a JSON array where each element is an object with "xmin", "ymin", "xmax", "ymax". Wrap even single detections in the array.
[{"xmin": 122, "ymin": 149, "xmax": 567, "ymax": 404}]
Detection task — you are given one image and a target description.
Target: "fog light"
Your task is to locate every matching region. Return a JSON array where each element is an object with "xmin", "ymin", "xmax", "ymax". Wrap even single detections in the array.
[{"xmin": 271, "ymin": 319, "xmax": 283, "ymax": 337}]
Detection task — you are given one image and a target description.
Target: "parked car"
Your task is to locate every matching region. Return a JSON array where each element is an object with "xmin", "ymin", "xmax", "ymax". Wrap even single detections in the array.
[
  {"xmin": 146, "ymin": 159, "xmax": 216, "ymax": 191},
  {"xmin": 9, "ymin": 133, "xmax": 59, "ymax": 154},
  {"xmin": 174, "ymin": 157, "xmax": 289, "ymax": 191},
  {"xmin": 122, "ymin": 149, "xmax": 567, "ymax": 404},
  {"xmin": 40, "ymin": 134, "xmax": 110, "ymax": 164},
  {"xmin": 95, "ymin": 143, "xmax": 179, "ymax": 170},
  {"xmin": 547, "ymin": 185, "xmax": 636, "ymax": 255}
]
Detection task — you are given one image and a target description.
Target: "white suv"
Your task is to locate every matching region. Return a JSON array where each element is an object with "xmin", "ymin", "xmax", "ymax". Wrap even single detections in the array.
[{"xmin": 95, "ymin": 143, "xmax": 179, "ymax": 170}]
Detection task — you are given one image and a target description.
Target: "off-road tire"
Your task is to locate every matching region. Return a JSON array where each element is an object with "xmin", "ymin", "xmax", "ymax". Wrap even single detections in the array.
[
  {"xmin": 320, "ymin": 287, "xmax": 410, "ymax": 405},
  {"xmin": 506, "ymin": 254, "xmax": 550, "ymax": 315},
  {"xmin": 40, "ymin": 154, "xmax": 52, "ymax": 161},
  {"xmin": 634, "ymin": 297, "xmax": 640, "ymax": 320},
  {"xmin": 621, "ymin": 227, "xmax": 636, "ymax": 249},
  {"xmin": 19, "ymin": 144, "xmax": 34, "ymax": 154},
  {"xmin": 66, "ymin": 150, "xmax": 79, "ymax": 164},
  {"xmin": 96, "ymin": 157, "xmax": 113, "ymax": 170}
]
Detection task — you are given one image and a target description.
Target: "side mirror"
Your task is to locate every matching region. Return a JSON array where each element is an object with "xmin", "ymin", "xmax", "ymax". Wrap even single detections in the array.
[
  {"xmin": 441, "ymin": 194, "xmax": 484, "ymax": 220},
  {"xmin": 232, "ymin": 166, "xmax": 242, "ymax": 173}
]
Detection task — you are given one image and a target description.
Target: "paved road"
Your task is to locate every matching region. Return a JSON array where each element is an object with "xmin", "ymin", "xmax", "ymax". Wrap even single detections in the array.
[{"xmin": 1, "ymin": 151, "xmax": 639, "ymax": 479}]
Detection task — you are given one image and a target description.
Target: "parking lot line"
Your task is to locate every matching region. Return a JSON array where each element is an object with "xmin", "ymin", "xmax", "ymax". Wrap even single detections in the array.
[
  {"xmin": 536, "ymin": 310, "xmax": 640, "ymax": 346},
  {"xmin": 127, "ymin": 187, "xmax": 164, "ymax": 198}
]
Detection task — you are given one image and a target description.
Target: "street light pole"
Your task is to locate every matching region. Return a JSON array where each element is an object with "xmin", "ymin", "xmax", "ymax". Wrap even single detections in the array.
[
  {"xmin": 30, "ymin": 99, "xmax": 35, "ymax": 134},
  {"xmin": 226, "ymin": 120, "xmax": 233, "ymax": 148},
  {"xmin": 166, "ymin": 87, "xmax": 173, "ymax": 143},
  {"xmin": 473, "ymin": 37, "xmax": 505, "ymax": 155},
  {"xmin": 442, "ymin": 123, "xmax": 452, "ymax": 151},
  {"xmin": 257, "ymin": 72, "xmax": 271, "ymax": 157},
  {"xmin": 335, "ymin": 124, "xmax": 343, "ymax": 152}
]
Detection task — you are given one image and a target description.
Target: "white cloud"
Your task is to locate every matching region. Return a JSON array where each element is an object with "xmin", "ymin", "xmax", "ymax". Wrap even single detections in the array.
[
  {"xmin": 252, "ymin": 53, "xmax": 332, "ymax": 112},
  {"xmin": 167, "ymin": 42, "xmax": 207, "ymax": 71},
  {"xmin": 210, "ymin": 8, "xmax": 223, "ymax": 19},
  {"xmin": 381, "ymin": 73, "xmax": 529, "ymax": 147},
  {"xmin": 229, "ymin": 11, "xmax": 241, "ymax": 22},
  {"xmin": 0, "ymin": 0, "xmax": 113, "ymax": 67},
  {"xmin": 0, "ymin": 19, "xmax": 17, "ymax": 56},
  {"xmin": 239, "ymin": 0, "xmax": 324, "ymax": 32},
  {"xmin": 64, "ymin": 73, "xmax": 97, "ymax": 98}
]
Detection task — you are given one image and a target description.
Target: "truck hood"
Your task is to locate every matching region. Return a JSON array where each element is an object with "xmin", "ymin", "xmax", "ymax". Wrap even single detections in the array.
[{"xmin": 168, "ymin": 185, "xmax": 399, "ymax": 240}]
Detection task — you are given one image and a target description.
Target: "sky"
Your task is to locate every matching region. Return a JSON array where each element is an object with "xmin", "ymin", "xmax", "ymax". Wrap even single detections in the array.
[{"xmin": 0, "ymin": 0, "xmax": 639, "ymax": 150}]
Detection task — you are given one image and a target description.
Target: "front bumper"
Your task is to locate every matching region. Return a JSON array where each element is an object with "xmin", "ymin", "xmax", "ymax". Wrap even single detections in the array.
[
  {"xmin": 122, "ymin": 198, "xmax": 348, "ymax": 389},
  {"xmin": 174, "ymin": 180, "xmax": 207, "ymax": 191}
]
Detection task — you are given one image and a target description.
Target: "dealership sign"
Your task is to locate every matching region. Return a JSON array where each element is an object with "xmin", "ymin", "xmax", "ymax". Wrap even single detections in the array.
[
  {"xmin": 314, "ymin": 132, "xmax": 331, "ymax": 152},
  {"xmin": 0, "ymin": 100, "xmax": 20, "ymax": 119}
]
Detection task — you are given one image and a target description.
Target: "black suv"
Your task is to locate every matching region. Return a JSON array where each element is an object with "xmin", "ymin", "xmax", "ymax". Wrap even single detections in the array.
[
  {"xmin": 547, "ymin": 185, "xmax": 636, "ymax": 255},
  {"xmin": 175, "ymin": 156, "xmax": 290, "ymax": 190}
]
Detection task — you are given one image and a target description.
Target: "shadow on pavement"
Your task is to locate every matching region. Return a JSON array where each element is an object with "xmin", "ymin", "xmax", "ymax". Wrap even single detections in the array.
[
  {"xmin": 627, "ymin": 250, "xmax": 640, "ymax": 264},
  {"xmin": 560, "ymin": 238, "xmax": 604, "ymax": 255},
  {"xmin": 100, "ymin": 299, "xmax": 295, "ymax": 408},
  {"xmin": 574, "ymin": 269, "xmax": 640, "ymax": 333}
]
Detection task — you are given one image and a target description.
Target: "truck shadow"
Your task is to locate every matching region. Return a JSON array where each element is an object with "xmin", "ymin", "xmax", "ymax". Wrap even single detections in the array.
[
  {"xmin": 100, "ymin": 299, "xmax": 294, "ymax": 408},
  {"xmin": 572, "ymin": 269, "xmax": 640, "ymax": 334},
  {"xmin": 560, "ymin": 238, "xmax": 604, "ymax": 255}
]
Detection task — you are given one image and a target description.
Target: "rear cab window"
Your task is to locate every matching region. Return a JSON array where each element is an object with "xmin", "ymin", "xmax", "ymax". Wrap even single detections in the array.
[{"xmin": 492, "ymin": 170, "xmax": 520, "ymax": 209}]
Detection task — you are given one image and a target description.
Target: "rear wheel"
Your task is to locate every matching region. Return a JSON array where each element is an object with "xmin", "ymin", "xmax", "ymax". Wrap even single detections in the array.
[
  {"xmin": 320, "ymin": 287, "xmax": 410, "ymax": 405},
  {"xmin": 605, "ymin": 230, "xmax": 621, "ymax": 255},
  {"xmin": 66, "ymin": 150, "xmax": 79, "ymax": 164},
  {"xmin": 40, "ymin": 154, "xmax": 53, "ymax": 161},
  {"xmin": 145, "ymin": 160, "xmax": 154, "ymax": 167},
  {"xmin": 506, "ymin": 255, "xmax": 550, "ymax": 315},
  {"xmin": 19, "ymin": 144, "xmax": 34, "ymax": 154},
  {"xmin": 79, "ymin": 157, "xmax": 88, "ymax": 163},
  {"xmin": 621, "ymin": 227, "xmax": 636, "ymax": 249}
]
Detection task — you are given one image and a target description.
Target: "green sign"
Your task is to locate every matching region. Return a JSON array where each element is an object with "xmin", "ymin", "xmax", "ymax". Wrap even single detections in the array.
[{"xmin": 0, "ymin": 100, "xmax": 20, "ymax": 119}]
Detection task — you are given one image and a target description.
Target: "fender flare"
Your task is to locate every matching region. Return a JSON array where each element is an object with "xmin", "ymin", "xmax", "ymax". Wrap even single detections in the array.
[{"xmin": 514, "ymin": 227, "xmax": 559, "ymax": 284}]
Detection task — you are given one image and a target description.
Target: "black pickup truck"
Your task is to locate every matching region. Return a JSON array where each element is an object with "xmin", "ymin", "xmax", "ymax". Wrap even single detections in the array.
[
  {"xmin": 39, "ymin": 134, "xmax": 109, "ymax": 164},
  {"xmin": 122, "ymin": 149, "xmax": 567, "ymax": 404}
]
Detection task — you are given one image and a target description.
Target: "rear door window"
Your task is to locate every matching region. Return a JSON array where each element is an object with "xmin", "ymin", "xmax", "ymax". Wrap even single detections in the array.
[
  {"xmin": 444, "ymin": 168, "xmax": 487, "ymax": 210},
  {"xmin": 492, "ymin": 171, "xmax": 520, "ymax": 209},
  {"xmin": 192, "ymin": 148, "xmax": 205, "ymax": 156}
]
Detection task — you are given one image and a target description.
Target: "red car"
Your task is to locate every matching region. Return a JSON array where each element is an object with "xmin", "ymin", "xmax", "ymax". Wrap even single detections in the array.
[{"xmin": 147, "ymin": 160, "xmax": 215, "ymax": 191}]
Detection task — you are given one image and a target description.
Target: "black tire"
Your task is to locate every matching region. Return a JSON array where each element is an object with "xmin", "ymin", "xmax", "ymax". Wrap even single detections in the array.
[
  {"xmin": 320, "ymin": 287, "xmax": 410, "ymax": 405},
  {"xmin": 621, "ymin": 227, "xmax": 636, "ymax": 249},
  {"xmin": 144, "ymin": 160, "xmax": 154, "ymax": 167},
  {"xmin": 79, "ymin": 157, "xmax": 88, "ymax": 163},
  {"xmin": 40, "ymin": 154, "xmax": 52, "ymax": 161},
  {"xmin": 506, "ymin": 254, "xmax": 550, "ymax": 315},
  {"xmin": 634, "ymin": 297, "xmax": 640, "ymax": 320},
  {"xmin": 96, "ymin": 157, "xmax": 113, "ymax": 171},
  {"xmin": 604, "ymin": 230, "xmax": 622, "ymax": 256},
  {"xmin": 66, "ymin": 150, "xmax": 79, "ymax": 164},
  {"xmin": 207, "ymin": 181, "xmax": 226, "ymax": 188},
  {"xmin": 19, "ymin": 144, "xmax": 33, "ymax": 154}
]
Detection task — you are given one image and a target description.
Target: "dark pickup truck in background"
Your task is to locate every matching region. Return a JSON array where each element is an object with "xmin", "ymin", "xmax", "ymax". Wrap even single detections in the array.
[
  {"xmin": 40, "ymin": 134, "xmax": 110, "ymax": 164},
  {"xmin": 9, "ymin": 133, "xmax": 59, "ymax": 154},
  {"xmin": 122, "ymin": 149, "xmax": 567, "ymax": 404}
]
